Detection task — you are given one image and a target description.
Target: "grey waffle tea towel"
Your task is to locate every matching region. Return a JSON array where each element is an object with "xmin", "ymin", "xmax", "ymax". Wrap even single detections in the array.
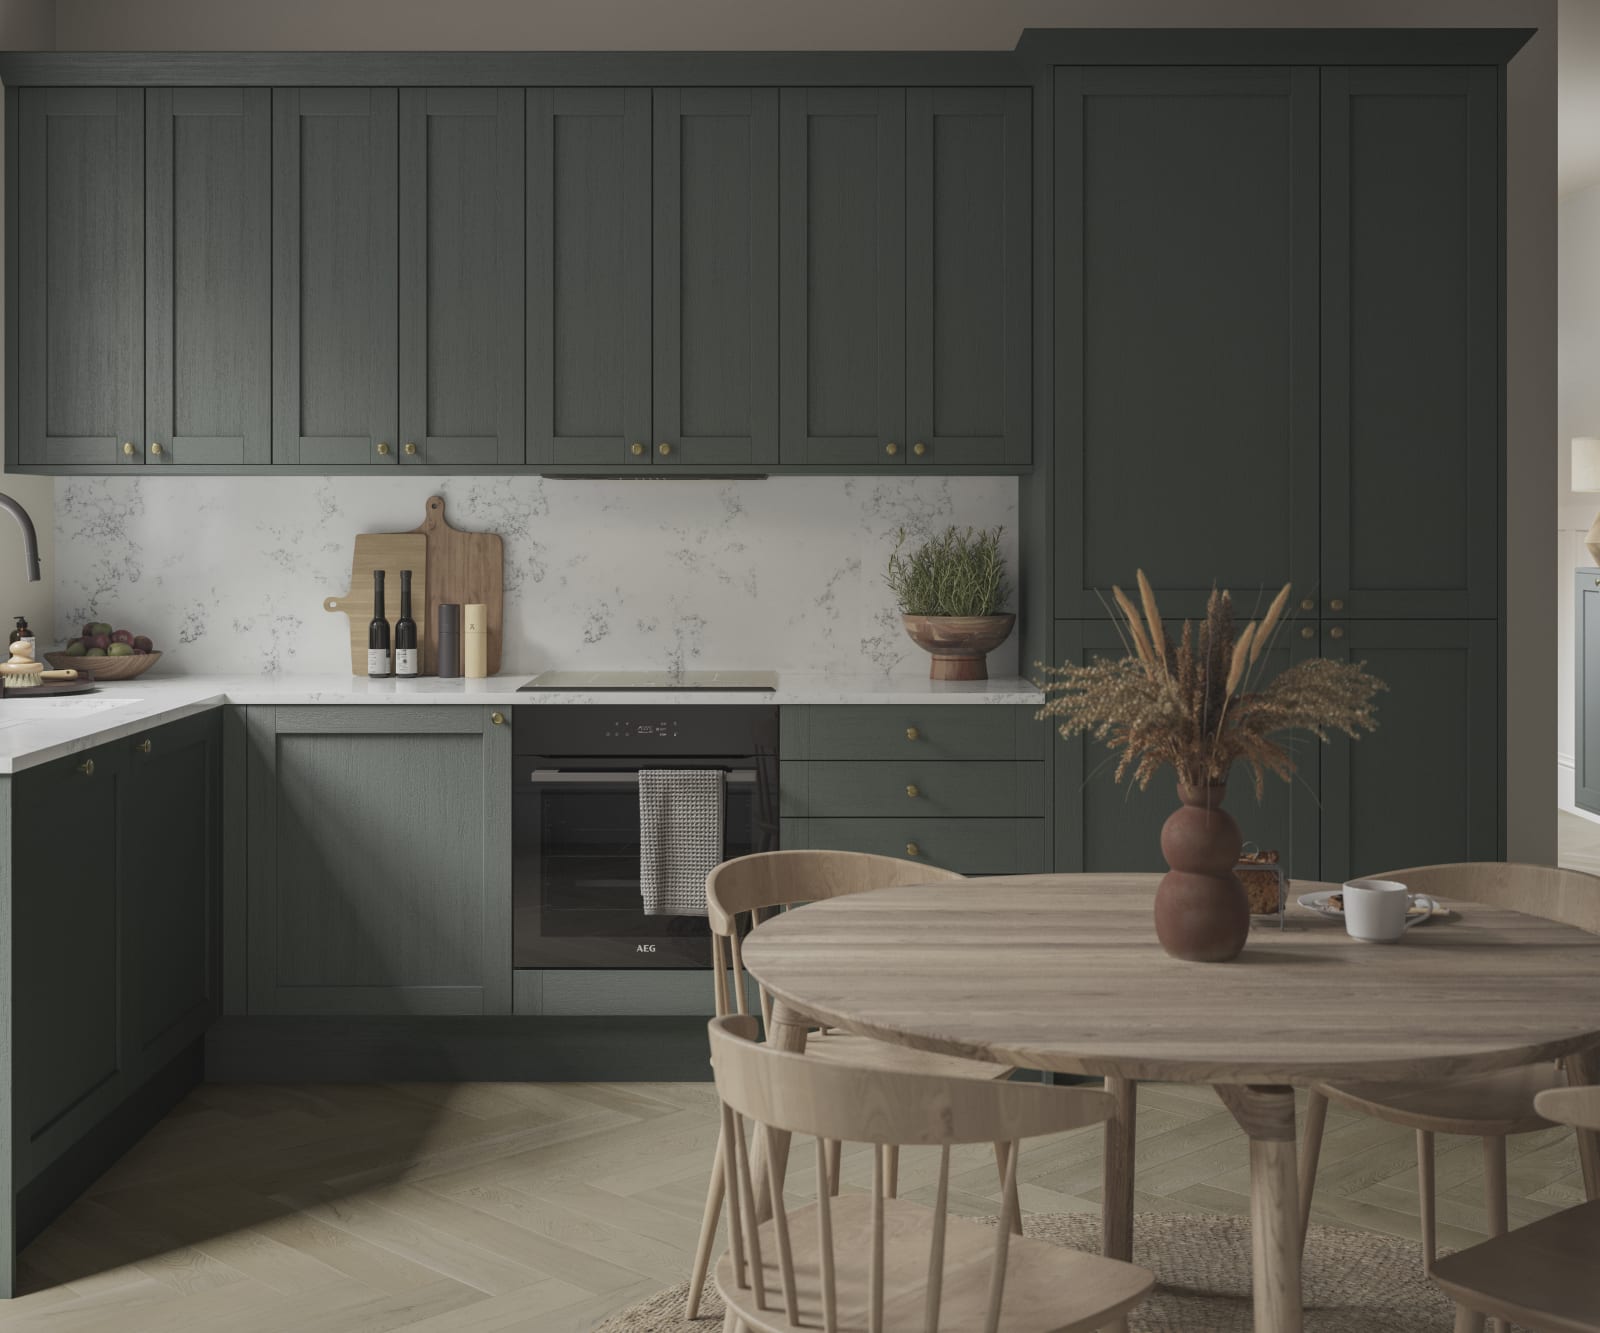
[{"xmin": 638, "ymin": 768, "xmax": 725, "ymax": 916}]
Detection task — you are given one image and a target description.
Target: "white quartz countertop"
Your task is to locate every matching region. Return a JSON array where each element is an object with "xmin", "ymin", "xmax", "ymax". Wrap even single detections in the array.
[{"xmin": 0, "ymin": 672, "xmax": 1044, "ymax": 773}]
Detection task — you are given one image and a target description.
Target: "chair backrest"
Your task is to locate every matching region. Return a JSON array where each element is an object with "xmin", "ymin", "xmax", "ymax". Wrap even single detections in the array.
[
  {"xmin": 705, "ymin": 850, "xmax": 965, "ymax": 1024},
  {"xmin": 1534, "ymin": 1085, "xmax": 1600, "ymax": 1132},
  {"xmin": 708, "ymin": 1014, "xmax": 1112, "ymax": 1333},
  {"xmin": 1375, "ymin": 862, "xmax": 1600, "ymax": 935}
]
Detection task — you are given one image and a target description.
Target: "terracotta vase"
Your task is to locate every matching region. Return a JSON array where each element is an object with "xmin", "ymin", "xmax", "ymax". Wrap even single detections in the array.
[{"xmin": 1153, "ymin": 779, "xmax": 1250, "ymax": 963}]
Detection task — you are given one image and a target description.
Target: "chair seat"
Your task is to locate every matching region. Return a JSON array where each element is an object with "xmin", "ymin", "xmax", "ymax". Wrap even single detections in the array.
[
  {"xmin": 1431, "ymin": 1198, "xmax": 1600, "ymax": 1333},
  {"xmin": 1317, "ymin": 1062, "xmax": 1565, "ymax": 1136},
  {"xmin": 807, "ymin": 1030, "xmax": 1013, "ymax": 1082},
  {"xmin": 717, "ymin": 1193, "xmax": 1153, "ymax": 1333}
]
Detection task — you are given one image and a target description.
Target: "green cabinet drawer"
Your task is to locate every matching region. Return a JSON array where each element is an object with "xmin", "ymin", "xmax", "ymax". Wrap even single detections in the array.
[
  {"xmin": 781, "ymin": 705, "xmax": 1043, "ymax": 762},
  {"xmin": 781, "ymin": 761, "xmax": 1044, "ymax": 819},
  {"xmin": 781, "ymin": 818, "xmax": 1045, "ymax": 876}
]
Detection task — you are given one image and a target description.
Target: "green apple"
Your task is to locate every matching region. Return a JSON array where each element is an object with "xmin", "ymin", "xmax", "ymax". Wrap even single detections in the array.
[
  {"xmin": 84, "ymin": 647, "xmax": 107, "ymax": 657},
  {"xmin": 106, "ymin": 642, "xmax": 134, "ymax": 657}
]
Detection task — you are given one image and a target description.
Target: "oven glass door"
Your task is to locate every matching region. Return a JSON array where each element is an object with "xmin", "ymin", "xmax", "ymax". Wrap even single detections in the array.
[{"xmin": 513, "ymin": 765, "xmax": 767, "ymax": 968}]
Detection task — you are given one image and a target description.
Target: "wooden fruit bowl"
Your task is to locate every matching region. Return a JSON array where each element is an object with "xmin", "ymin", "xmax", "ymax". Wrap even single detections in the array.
[
  {"xmin": 45, "ymin": 650, "xmax": 162, "ymax": 681},
  {"xmin": 901, "ymin": 614, "xmax": 1016, "ymax": 681}
]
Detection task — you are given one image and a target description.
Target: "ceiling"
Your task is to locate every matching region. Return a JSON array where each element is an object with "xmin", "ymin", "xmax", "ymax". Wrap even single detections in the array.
[{"xmin": 1565, "ymin": 0, "xmax": 1600, "ymax": 195}]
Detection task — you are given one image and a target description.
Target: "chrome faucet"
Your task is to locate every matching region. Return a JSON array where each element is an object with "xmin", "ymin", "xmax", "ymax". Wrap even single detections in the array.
[{"xmin": 0, "ymin": 493, "xmax": 41, "ymax": 582}]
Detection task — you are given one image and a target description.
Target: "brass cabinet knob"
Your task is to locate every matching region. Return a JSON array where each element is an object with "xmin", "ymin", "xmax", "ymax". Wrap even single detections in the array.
[
  {"xmin": 905, "ymin": 726, "xmax": 920, "ymax": 741},
  {"xmin": 1300, "ymin": 626, "xmax": 1314, "ymax": 640},
  {"xmin": 1299, "ymin": 598, "xmax": 1314, "ymax": 612},
  {"xmin": 491, "ymin": 712, "xmax": 506, "ymax": 726},
  {"xmin": 403, "ymin": 442, "xmax": 417, "ymax": 456},
  {"xmin": 884, "ymin": 442, "xmax": 899, "ymax": 456},
  {"xmin": 78, "ymin": 758, "xmax": 95, "ymax": 776},
  {"xmin": 149, "ymin": 441, "xmax": 163, "ymax": 456},
  {"xmin": 658, "ymin": 442, "xmax": 672, "ymax": 456},
  {"xmin": 376, "ymin": 441, "xmax": 391, "ymax": 456},
  {"xmin": 1329, "ymin": 598, "xmax": 1345, "ymax": 612},
  {"xmin": 135, "ymin": 739, "xmax": 151, "ymax": 753},
  {"xmin": 1329, "ymin": 626, "xmax": 1346, "ymax": 640},
  {"xmin": 630, "ymin": 442, "xmax": 645, "ymax": 457},
  {"xmin": 122, "ymin": 441, "xmax": 135, "ymax": 456},
  {"xmin": 906, "ymin": 784, "xmax": 920, "ymax": 798},
  {"xmin": 905, "ymin": 841, "xmax": 920, "ymax": 857},
  {"xmin": 912, "ymin": 442, "xmax": 927, "ymax": 457}
]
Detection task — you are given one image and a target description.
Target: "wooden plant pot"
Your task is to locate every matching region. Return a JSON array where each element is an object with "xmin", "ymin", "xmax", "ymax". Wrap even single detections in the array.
[{"xmin": 900, "ymin": 613, "xmax": 1016, "ymax": 681}]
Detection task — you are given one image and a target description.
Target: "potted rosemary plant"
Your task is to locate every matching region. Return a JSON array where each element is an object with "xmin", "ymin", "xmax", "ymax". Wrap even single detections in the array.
[
  {"xmin": 886, "ymin": 526, "xmax": 1014, "ymax": 680},
  {"xmin": 1039, "ymin": 573, "xmax": 1385, "ymax": 962}
]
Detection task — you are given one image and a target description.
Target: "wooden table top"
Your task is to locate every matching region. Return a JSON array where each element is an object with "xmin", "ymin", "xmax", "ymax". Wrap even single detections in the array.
[{"xmin": 740, "ymin": 874, "xmax": 1600, "ymax": 1086}]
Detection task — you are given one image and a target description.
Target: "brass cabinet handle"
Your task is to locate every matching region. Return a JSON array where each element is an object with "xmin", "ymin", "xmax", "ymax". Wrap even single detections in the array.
[
  {"xmin": 1299, "ymin": 598, "xmax": 1314, "ymax": 612},
  {"xmin": 1299, "ymin": 626, "xmax": 1314, "ymax": 640},
  {"xmin": 135, "ymin": 739, "xmax": 151, "ymax": 753},
  {"xmin": 1329, "ymin": 626, "xmax": 1346, "ymax": 640},
  {"xmin": 905, "ymin": 726, "xmax": 920, "ymax": 741},
  {"xmin": 122, "ymin": 441, "xmax": 135, "ymax": 456},
  {"xmin": 912, "ymin": 442, "xmax": 927, "ymax": 457},
  {"xmin": 906, "ymin": 784, "xmax": 920, "ymax": 798},
  {"xmin": 905, "ymin": 841, "xmax": 920, "ymax": 857},
  {"xmin": 376, "ymin": 441, "xmax": 391, "ymax": 456},
  {"xmin": 491, "ymin": 712, "xmax": 506, "ymax": 726},
  {"xmin": 78, "ymin": 758, "xmax": 95, "ymax": 776},
  {"xmin": 1329, "ymin": 598, "xmax": 1345, "ymax": 612},
  {"xmin": 630, "ymin": 442, "xmax": 645, "ymax": 457},
  {"xmin": 884, "ymin": 442, "xmax": 899, "ymax": 456},
  {"xmin": 403, "ymin": 442, "xmax": 418, "ymax": 457},
  {"xmin": 149, "ymin": 441, "xmax": 163, "ymax": 457},
  {"xmin": 658, "ymin": 442, "xmax": 672, "ymax": 456}
]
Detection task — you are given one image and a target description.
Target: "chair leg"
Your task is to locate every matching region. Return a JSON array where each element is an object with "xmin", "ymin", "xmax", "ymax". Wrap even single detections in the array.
[
  {"xmin": 885, "ymin": 1144, "xmax": 899, "ymax": 1199},
  {"xmin": 1417, "ymin": 1129, "xmax": 1436, "ymax": 1275},
  {"xmin": 1297, "ymin": 1087, "xmax": 1328, "ymax": 1255},
  {"xmin": 994, "ymin": 1141, "xmax": 1023, "ymax": 1235},
  {"xmin": 1483, "ymin": 1136, "xmax": 1509, "ymax": 1333},
  {"xmin": 1454, "ymin": 1306, "xmax": 1487, "ymax": 1333},
  {"xmin": 686, "ymin": 1126, "xmax": 726, "ymax": 1319},
  {"xmin": 827, "ymin": 1139, "xmax": 842, "ymax": 1197}
]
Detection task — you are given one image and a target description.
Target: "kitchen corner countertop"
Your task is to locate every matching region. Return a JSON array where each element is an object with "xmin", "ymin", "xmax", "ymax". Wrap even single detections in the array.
[{"xmin": 0, "ymin": 672, "xmax": 1044, "ymax": 773}]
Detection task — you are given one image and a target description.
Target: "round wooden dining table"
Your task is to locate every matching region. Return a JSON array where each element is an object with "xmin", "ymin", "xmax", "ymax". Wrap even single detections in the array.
[{"xmin": 739, "ymin": 873, "xmax": 1600, "ymax": 1333}]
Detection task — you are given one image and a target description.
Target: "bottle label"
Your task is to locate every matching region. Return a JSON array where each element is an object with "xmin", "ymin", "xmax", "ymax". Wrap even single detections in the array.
[
  {"xmin": 367, "ymin": 648, "xmax": 390, "ymax": 676},
  {"xmin": 395, "ymin": 648, "xmax": 418, "ymax": 676}
]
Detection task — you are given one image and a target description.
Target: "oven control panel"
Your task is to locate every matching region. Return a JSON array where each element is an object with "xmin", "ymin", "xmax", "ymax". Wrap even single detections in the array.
[
  {"xmin": 603, "ymin": 719, "xmax": 681, "ymax": 741},
  {"xmin": 514, "ymin": 704, "xmax": 778, "ymax": 758}
]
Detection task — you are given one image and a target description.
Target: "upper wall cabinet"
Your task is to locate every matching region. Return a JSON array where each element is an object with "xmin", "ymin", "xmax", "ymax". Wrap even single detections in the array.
[
  {"xmin": 15, "ymin": 89, "xmax": 144, "ymax": 466},
  {"xmin": 1321, "ymin": 67, "xmax": 1499, "ymax": 618},
  {"xmin": 272, "ymin": 88, "xmax": 398, "ymax": 466},
  {"xmin": 781, "ymin": 87, "xmax": 1030, "ymax": 467},
  {"xmin": 1054, "ymin": 68, "xmax": 1319, "ymax": 618}
]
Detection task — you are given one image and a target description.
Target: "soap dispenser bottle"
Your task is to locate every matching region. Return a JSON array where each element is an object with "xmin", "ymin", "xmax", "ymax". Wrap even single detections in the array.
[{"xmin": 9, "ymin": 615, "xmax": 30, "ymax": 645}]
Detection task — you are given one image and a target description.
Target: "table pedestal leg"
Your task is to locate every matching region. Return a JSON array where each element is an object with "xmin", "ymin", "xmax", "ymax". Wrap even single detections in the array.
[
  {"xmin": 753, "ymin": 1000, "xmax": 811, "ymax": 1223},
  {"xmin": 1567, "ymin": 1045, "xmax": 1600, "ymax": 1201},
  {"xmin": 1097, "ymin": 1077, "xmax": 1137, "ymax": 1333},
  {"xmin": 1216, "ymin": 1085, "xmax": 1303, "ymax": 1333}
]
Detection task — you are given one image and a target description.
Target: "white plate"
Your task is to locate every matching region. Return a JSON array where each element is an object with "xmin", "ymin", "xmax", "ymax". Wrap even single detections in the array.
[{"xmin": 1297, "ymin": 888, "xmax": 1440, "ymax": 926}]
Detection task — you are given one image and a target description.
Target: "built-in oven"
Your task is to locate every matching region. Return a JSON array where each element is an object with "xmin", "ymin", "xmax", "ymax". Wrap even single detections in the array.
[{"xmin": 512, "ymin": 705, "xmax": 779, "ymax": 967}]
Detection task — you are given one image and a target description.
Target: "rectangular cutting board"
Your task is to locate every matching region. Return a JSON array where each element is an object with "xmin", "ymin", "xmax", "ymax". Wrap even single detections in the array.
[
  {"xmin": 410, "ymin": 495, "xmax": 503, "ymax": 675},
  {"xmin": 324, "ymin": 533, "xmax": 428, "ymax": 675}
]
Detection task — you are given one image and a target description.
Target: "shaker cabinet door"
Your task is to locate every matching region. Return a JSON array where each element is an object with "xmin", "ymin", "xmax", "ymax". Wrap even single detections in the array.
[
  {"xmin": 778, "ymin": 88, "xmax": 906, "ymax": 466},
  {"xmin": 652, "ymin": 88, "xmax": 779, "ymax": 468},
  {"xmin": 1054, "ymin": 68, "xmax": 1319, "ymax": 617},
  {"xmin": 15, "ymin": 88, "xmax": 144, "ymax": 467},
  {"xmin": 1320, "ymin": 68, "xmax": 1499, "ymax": 618},
  {"xmin": 905, "ymin": 87, "xmax": 1030, "ymax": 468},
  {"xmin": 399, "ymin": 88, "xmax": 524, "ymax": 467},
  {"xmin": 526, "ymin": 88, "xmax": 651, "ymax": 468},
  {"xmin": 272, "ymin": 88, "xmax": 398, "ymax": 466},
  {"xmin": 145, "ymin": 88, "xmax": 271, "ymax": 466}
]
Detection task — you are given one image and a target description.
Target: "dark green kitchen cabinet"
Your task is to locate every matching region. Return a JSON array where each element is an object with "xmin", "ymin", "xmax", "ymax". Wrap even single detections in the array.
[
  {"xmin": 1320, "ymin": 67, "xmax": 1499, "ymax": 618},
  {"xmin": 146, "ymin": 88, "xmax": 271, "ymax": 466},
  {"xmin": 526, "ymin": 88, "xmax": 651, "ymax": 469},
  {"xmin": 1051, "ymin": 618, "xmax": 1321, "ymax": 881},
  {"xmin": 14, "ymin": 88, "xmax": 144, "ymax": 466},
  {"xmin": 243, "ymin": 707, "xmax": 512, "ymax": 1015},
  {"xmin": 1318, "ymin": 619, "xmax": 1499, "ymax": 884},
  {"xmin": 1054, "ymin": 67, "xmax": 1319, "ymax": 617},
  {"xmin": 272, "ymin": 88, "xmax": 398, "ymax": 466},
  {"xmin": 399, "ymin": 88, "xmax": 525, "ymax": 466},
  {"xmin": 1576, "ymin": 569, "xmax": 1600, "ymax": 816},
  {"xmin": 652, "ymin": 88, "xmax": 779, "ymax": 468}
]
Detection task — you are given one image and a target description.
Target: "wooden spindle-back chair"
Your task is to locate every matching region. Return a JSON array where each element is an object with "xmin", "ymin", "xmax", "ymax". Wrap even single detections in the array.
[{"xmin": 708, "ymin": 1014, "xmax": 1154, "ymax": 1333}]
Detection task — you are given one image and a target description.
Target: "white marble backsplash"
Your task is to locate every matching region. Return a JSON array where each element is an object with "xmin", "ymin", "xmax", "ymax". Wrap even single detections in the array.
[{"xmin": 52, "ymin": 476, "xmax": 1018, "ymax": 677}]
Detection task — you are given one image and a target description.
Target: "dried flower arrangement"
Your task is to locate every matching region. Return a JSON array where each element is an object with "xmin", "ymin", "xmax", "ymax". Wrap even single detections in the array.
[{"xmin": 1038, "ymin": 572, "xmax": 1386, "ymax": 799}]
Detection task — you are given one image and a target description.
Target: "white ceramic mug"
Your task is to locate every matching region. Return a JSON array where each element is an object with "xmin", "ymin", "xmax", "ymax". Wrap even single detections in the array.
[{"xmin": 1342, "ymin": 878, "xmax": 1411, "ymax": 943}]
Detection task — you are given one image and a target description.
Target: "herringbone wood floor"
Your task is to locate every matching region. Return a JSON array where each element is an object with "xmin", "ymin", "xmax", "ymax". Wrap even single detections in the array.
[{"xmin": 0, "ymin": 1076, "xmax": 1584, "ymax": 1332}]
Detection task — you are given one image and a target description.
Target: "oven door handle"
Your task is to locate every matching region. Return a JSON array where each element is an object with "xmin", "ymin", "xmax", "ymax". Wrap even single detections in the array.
[{"xmin": 527, "ymin": 768, "xmax": 758, "ymax": 785}]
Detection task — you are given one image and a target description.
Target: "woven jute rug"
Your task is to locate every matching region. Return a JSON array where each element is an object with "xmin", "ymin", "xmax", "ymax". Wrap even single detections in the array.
[{"xmin": 593, "ymin": 1211, "xmax": 1473, "ymax": 1332}]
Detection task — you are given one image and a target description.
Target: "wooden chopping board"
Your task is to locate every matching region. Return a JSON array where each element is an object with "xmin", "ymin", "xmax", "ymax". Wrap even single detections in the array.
[
  {"xmin": 410, "ymin": 495, "xmax": 503, "ymax": 675},
  {"xmin": 324, "ymin": 533, "xmax": 428, "ymax": 675}
]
